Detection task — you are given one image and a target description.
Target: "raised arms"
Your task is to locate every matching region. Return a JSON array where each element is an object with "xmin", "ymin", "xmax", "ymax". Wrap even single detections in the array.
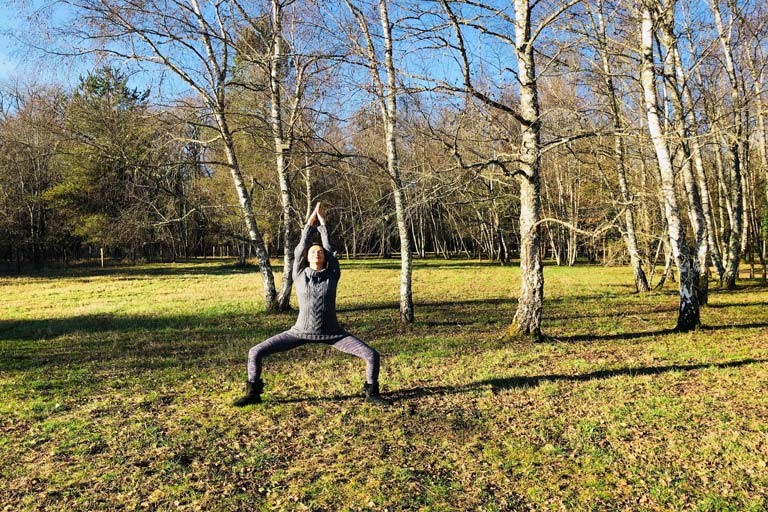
[{"xmin": 294, "ymin": 203, "xmax": 339, "ymax": 278}]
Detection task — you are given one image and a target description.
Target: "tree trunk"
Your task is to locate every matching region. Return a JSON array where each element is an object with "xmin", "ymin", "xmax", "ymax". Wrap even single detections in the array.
[
  {"xmin": 711, "ymin": 0, "xmax": 744, "ymax": 290},
  {"xmin": 379, "ymin": 0, "xmax": 414, "ymax": 322},
  {"xmin": 345, "ymin": 0, "xmax": 414, "ymax": 321},
  {"xmin": 595, "ymin": 0, "xmax": 649, "ymax": 292},
  {"xmin": 691, "ymin": 129, "xmax": 724, "ymax": 282},
  {"xmin": 393, "ymin": 178, "xmax": 414, "ymax": 321},
  {"xmin": 640, "ymin": 4, "xmax": 699, "ymax": 331},
  {"xmin": 304, "ymin": 155, "xmax": 314, "ymax": 221},
  {"xmin": 216, "ymin": 113, "xmax": 277, "ymax": 311},
  {"xmin": 662, "ymin": 32, "xmax": 708, "ymax": 304},
  {"xmin": 510, "ymin": 0, "xmax": 543, "ymax": 339},
  {"xmin": 269, "ymin": 0, "xmax": 296, "ymax": 311}
]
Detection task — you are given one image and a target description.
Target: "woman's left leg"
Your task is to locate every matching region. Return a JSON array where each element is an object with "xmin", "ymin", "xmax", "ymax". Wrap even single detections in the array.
[
  {"xmin": 331, "ymin": 335, "xmax": 380, "ymax": 384},
  {"xmin": 331, "ymin": 335, "xmax": 389, "ymax": 405}
]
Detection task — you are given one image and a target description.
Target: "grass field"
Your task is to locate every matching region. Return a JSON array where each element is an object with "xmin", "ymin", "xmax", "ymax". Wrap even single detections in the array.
[{"xmin": 1, "ymin": 259, "xmax": 767, "ymax": 511}]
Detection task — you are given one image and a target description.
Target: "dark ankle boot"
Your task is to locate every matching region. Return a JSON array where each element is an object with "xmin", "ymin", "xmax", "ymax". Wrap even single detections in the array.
[
  {"xmin": 364, "ymin": 382, "xmax": 391, "ymax": 406},
  {"xmin": 233, "ymin": 379, "xmax": 263, "ymax": 407}
]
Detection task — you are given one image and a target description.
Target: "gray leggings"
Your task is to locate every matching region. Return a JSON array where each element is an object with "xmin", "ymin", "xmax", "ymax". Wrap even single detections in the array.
[{"xmin": 247, "ymin": 331, "xmax": 380, "ymax": 384}]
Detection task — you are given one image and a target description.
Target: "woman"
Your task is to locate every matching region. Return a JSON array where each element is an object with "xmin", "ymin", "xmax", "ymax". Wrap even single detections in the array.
[{"xmin": 234, "ymin": 203, "xmax": 389, "ymax": 406}]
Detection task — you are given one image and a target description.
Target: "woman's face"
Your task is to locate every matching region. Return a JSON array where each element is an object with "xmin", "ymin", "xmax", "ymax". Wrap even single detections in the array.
[{"xmin": 308, "ymin": 245, "xmax": 326, "ymax": 268}]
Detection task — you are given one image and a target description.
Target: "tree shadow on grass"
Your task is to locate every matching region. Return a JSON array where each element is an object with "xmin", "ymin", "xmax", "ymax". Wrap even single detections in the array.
[
  {"xmin": 355, "ymin": 294, "xmax": 680, "ymax": 338},
  {"xmin": 554, "ymin": 321, "xmax": 768, "ymax": 344},
  {"xmin": 545, "ymin": 304, "xmax": 679, "ymax": 322},
  {"xmin": 707, "ymin": 301, "xmax": 768, "ymax": 309},
  {"xmin": 0, "ymin": 312, "xmax": 282, "ymax": 372},
  {"xmin": 338, "ymin": 297, "xmax": 510, "ymax": 314},
  {"xmin": 0, "ymin": 260, "xmax": 262, "ymax": 280},
  {"xmin": 709, "ymin": 280, "xmax": 768, "ymax": 294},
  {"xmin": 391, "ymin": 357, "xmax": 768, "ymax": 401},
  {"xmin": 266, "ymin": 357, "xmax": 768, "ymax": 405},
  {"xmin": 0, "ymin": 312, "xmax": 281, "ymax": 341},
  {"xmin": 339, "ymin": 293, "xmax": 644, "ymax": 315}
]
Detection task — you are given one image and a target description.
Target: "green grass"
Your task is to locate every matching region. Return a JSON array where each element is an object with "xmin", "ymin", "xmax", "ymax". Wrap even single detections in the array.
[{"xmin": 1, "ymin": 259, "xmax": 768, "ymax": 511}]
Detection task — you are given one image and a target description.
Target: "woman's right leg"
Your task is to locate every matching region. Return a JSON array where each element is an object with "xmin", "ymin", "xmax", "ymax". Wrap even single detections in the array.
[
  {"xmin": 247, "ymin": 331, "xmax": 306, "ymax": 382},
  {"xmin": 235, "ymin": 332, "xmax": 306, "ymax": 407}
]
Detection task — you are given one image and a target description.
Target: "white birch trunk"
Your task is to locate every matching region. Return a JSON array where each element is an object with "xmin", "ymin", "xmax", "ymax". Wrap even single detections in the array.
[
  {"xmin": 691, "ymin": 125, "xmax": 725, "ymax": 281},
  {"xmin": 269, "ymin": 0, "xmax": 296, "ymax": 311},
  {"xmin": 380, "ymin": 0, "xmax": 414, "ymax": 322},
  {"xmin": 711, "ymin": 0, "xmax": 744, "ymax": 289},
  {"xmin": 660, "ymin": 30, "xmax": 708, "ymax": 304},
  {"xmin": 304, "ymin": 155, "xmax": 314, "ymax": 221},
  {"xmin": 510, "ymin": 0, "xmax": 544, "ymax": 338},
  {"xmin": 640, "ymin": 4, "xmax": 699, "ymax": 330},
  {"xmin": 190, "ymin": 0, "xmax": 278, "ymax": 310},
  {"xmin": 347, "ymin": 0, "xmax": 414, "ymax": 321},
  {"xmin": 595, "ymin": 0, "xmax": 649, "ymax": 292},
  {"xmin": 215, "ymin": 111, "xmax": 277, "ymax": 311}
]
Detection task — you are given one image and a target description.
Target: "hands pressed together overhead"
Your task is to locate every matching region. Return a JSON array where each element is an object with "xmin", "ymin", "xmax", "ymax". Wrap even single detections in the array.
[{"xmin": 307, "ymin": 202, "xmax": 325, "ymax": 226}]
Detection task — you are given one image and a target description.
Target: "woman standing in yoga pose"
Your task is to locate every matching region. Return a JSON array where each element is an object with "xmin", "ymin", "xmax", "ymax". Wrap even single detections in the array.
[{"xmin": 234, "ymin": 203, "xmax": 389, "ymax": 406}]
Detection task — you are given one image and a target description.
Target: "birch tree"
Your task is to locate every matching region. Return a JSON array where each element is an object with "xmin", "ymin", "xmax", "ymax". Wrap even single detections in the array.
[
  {"xmin": 587, "ymin": 0, "xmax": 650, "ymax": 292},
  {"xmin": 343, "ymin": 0, "xmax": 414, "ymax": 322},
  {"xmin": 235, "ymin": 0, "xmax": 335, "ymax": 310},
  {"xmin": 639, "ymin": 1, "xmax": 699, "ymax": 330},
  {"xmin": 265, "ymin": 0, "xmax": 298, "ymax": 311},
  {"xmin": 710, "ymin": 0, "xmax": 746, "ymax": 289},
  {"xmin": 438, "ymin": 0, "xmax": 583, "ymax": 338},
  {"xmin": 58, "ymin": 0, "xmax": 278, "ymax": 309},
  {"xmin": 655, "ymin": 8, "xmax": 710, "ymax": 304},
  {"xmin": 679, "ymin": 33, "xmax": 727, "ymax": 283}
]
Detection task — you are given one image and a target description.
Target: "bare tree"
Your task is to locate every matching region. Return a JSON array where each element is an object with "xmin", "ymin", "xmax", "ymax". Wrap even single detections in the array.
[
  {"xmin": 654, "ymin": 8, "xmax": 710, "ymax": 304},
  {"xmin": 639, "ymin": 1, "xmax": 699, "ymax": 330},
  {"xmin": 267, "ymin": 0, "xmax": 298, "ymax": 311},
  {"xmin": 343, "ymin": 0, "xmax": 415, "ymax": 322},
  {"xmin": 235, "ymin": 0, "xmax": 336, "ymax": 310},
  {"xmin": 53, "ymin": 0, "xmax": 279, "ymax": 308},
  {"xmin": 437, "ymin": 0, "xmax": 583, "ymax": 338},
  {"xmin": 587, "ymin": 0, "xmax": 650, "ymax": 292},
  {"xmin": 710, "ymin": 0, "xmax": 746, "ymax": 289}
]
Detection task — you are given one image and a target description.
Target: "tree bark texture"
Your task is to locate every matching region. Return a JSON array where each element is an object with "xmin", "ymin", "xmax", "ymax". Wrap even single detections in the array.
[
  {"xmin": 659, "ymin": 25, "xmax": 708, "ymax": 304},
  {"xmin": 378, "ymin": 0, "xmax": 414, "ymax": 322},
  {"xmin": 191, "ymin": 0, "xmax": 276, "ymax": 311},
  {"xmin": 270, "ymin": 0, "xmax": 296, "ymax": 311},
  {"xmin": 216, "ymin": 112, "xmax": 277, "ymax": 311}
]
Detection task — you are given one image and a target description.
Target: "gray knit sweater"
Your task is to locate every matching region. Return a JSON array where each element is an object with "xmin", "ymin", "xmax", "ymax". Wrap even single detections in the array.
[{"xmin": 288, "ymin": 224, "xmax": 347, "ymax": 340}]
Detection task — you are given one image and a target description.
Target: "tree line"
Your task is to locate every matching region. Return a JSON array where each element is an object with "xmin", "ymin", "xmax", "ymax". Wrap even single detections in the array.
[{"xmin": 1, "ymin": 0, "xmax": 767, "ymax": 336}]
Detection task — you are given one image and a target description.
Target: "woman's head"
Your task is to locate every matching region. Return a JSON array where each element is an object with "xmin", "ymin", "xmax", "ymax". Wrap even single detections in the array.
[{"xmin": 307, "ymin": 243, "xmax": 326, "ymax": 270}]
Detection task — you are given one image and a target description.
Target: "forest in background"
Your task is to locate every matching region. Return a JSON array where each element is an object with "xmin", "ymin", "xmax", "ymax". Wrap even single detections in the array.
[{"xmin": 1, "ymin": 0, "xmax": 767, "ymax": 331}]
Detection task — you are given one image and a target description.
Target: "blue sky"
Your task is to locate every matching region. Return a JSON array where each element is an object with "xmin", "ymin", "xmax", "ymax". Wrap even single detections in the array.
[
  {"xmin": 0, "ymin": 2, "xmax": 225, "ymax": 101},
  {"xmin": 0, "ymin": 4, "xmax": 85, "ymax": 88},
  {"xmin": 0, "ymin": 9, "xmax": 26, "ymax": 83}
]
